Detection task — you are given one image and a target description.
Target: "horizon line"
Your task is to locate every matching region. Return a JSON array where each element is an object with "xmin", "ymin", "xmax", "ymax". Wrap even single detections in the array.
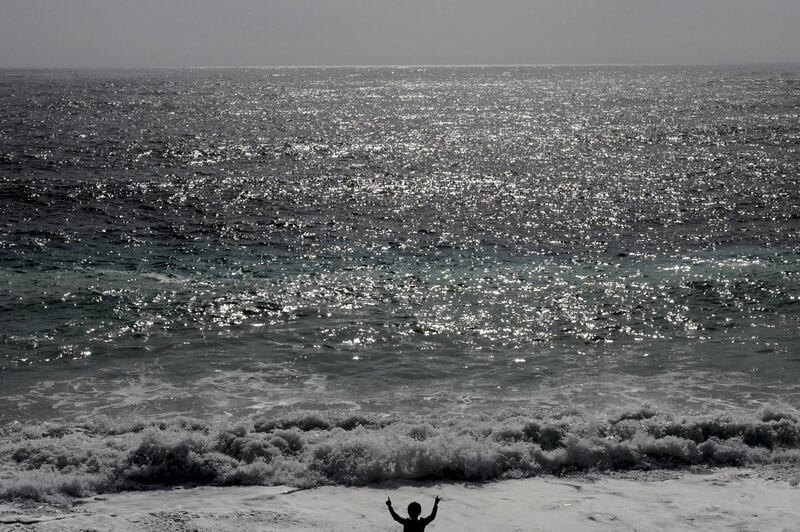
[{"xmin": 1, "ymin": 61, "xmax": 799, "ymax": 71}]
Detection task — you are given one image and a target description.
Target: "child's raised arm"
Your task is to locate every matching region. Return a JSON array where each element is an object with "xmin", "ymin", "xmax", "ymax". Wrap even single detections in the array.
[
  {"xmin": 424, "ymin": 495, "xmax": 441, "ymax": 524},
  {"xmin": 386, "ymin": 497, "xmax": 406, "ymax": 524}
]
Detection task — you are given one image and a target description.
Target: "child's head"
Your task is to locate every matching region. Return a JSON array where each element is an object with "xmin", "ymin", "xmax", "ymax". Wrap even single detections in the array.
[{"xmin": 407, "ymin": 501, "xmax": 422, "ymax": 518}]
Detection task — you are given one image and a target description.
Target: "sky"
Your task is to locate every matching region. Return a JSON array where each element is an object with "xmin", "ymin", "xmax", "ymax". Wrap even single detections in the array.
[{"xmin": 0, "ymin": 0, "xmax": 798, "ymax": 68}]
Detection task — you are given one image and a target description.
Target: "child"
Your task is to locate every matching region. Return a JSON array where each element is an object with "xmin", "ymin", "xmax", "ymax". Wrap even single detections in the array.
[{"xmin": 386, "ymin": 495, "xmax": 440, "ymax": 531}]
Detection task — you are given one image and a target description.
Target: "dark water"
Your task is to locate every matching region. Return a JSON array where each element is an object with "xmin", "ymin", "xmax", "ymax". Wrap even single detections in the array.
[{"xmin": 1, "ymin": 66, "xmax": 799, "ymax": 497}]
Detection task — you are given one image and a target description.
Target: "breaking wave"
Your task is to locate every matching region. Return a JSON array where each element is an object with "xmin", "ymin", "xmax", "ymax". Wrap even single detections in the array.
[{"xmin": 3, "ymin": 406, "xmax": 800, "ymax": 502}]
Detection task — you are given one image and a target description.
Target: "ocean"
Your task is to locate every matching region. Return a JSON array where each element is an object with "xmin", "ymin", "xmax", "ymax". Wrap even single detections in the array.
[{"xmin": 1, "ymin": 65, "xmax": 799, "ymax": 499}]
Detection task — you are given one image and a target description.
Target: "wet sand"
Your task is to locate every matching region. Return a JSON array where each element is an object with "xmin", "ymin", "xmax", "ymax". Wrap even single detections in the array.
[{"xmin": 2, "ymin": 468, "xmax": 799, "ymax": 531}]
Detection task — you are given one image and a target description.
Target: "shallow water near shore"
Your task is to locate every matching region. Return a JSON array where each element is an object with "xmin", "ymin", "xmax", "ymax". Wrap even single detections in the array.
[{"xmin": 1, "ymin": 65, "xmax": 799, "ymax": 499}]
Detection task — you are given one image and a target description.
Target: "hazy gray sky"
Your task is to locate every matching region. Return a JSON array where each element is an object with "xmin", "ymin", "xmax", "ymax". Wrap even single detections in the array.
[{"xmin": 1, "ymin": 0, "xmax": 798, "ymax": 68}]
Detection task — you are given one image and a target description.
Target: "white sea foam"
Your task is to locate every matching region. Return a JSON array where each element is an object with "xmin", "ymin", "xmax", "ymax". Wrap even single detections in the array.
[{"xmin": 2, "ymin": 407, "xmax": 800, "ymax": 502}]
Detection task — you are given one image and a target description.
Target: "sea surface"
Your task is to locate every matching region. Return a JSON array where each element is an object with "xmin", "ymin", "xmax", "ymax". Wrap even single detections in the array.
[{"xmin": 1, "ymin": 66, "xmax": 799, "ymax": 498}]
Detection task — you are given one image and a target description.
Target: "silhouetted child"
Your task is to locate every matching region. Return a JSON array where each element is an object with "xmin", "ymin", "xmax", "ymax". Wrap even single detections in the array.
[{"xmin": 386, "ymin": 495, "xmax": 440, "ymax": 531}]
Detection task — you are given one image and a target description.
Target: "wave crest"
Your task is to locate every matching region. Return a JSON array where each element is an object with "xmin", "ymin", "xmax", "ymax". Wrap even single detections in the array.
[{"xmin": 2, "ymin": 407, "xmax": 800, "ymax": 501}]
